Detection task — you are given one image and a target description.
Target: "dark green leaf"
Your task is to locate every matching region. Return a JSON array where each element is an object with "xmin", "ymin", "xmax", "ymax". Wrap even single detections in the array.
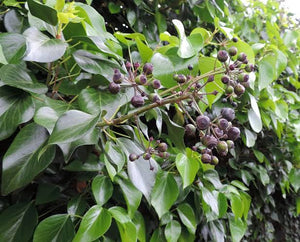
[
  {"xmin": 177, "ymin": 203, "xmax": 197, "ymax": 234},
  {"xmin": 116, "ymin": 177, "xmax": 143, "ymax": 218},
  {"xmin": 33, "ymin": 214, "xmax": 75, "ymax": 242},
  {"xmin": 0, "ymin": 64, "xmax": 48, "ymax": 94},
  {"xmin": 67, "ymin": 196, "xmax": 89, "ymax": 222},
  {"xmin": 48, "ymin": 110, "xmax": 99, "ymax": 145},
  {"xmin": 108, "ymin": 2, "xmax": 121, "ymax": 14},
  {"xmin": 289, "ymin": 168, "xmax": 300, "ymax": 192},
  {"xmin": 0, "ymin": 87, "xmax": 34, "ymax": 141},
  {"xmin": 151, "ymin": 171, "xmax": 179, "ymax": 218},
  {"xmin": 64, "ymin": 153, "xmax": 103, "ymax": 171},
  {"xmin": 2, "ymin": 123, "xmax": 56, "ymax": 195},
  {"xmin": 0, "ymin": 202, "xmax": 38, "ymax": 242},
  {"xmin": 27, "ymin": 0, "xmax": 58, "ymax": 26},
  {"xmin": 92, "ymin": 175, "xmax": 113, "ymax": 206},
  {"xmin": 164, "ymin": 220, "xmax": 181, "ymax": 242},
  {"xmin": 36, "ymin": 183, "xmax": 60, "ymax": 205},
  {"xmin": 73, "ymin": 205, "xmax": 111, "ymax": 242},
  {"xmin": 133, "ymin": 211, "xmax": 146, "ymax": 242}
]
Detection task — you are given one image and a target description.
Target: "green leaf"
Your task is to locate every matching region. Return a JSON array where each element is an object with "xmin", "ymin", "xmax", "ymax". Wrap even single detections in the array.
[
  {"xmin": 203, "ymin": 169, "xmax": 223, "ymax": 189},
  {"xmin": 48, "ymin": 110, "xmax": 99, "ymax": 145},
  {"xmin": 175, "ymin": 149, "xmax": 200, "ymax": 188},
  {"xmin": 0, "ymin": 33, "xmax": 26, "ymax": 63},
  {"xmin": 151, "ymin": 171, "xmax": 179, "ymax": 218},
  {"xmin": 109, "ymin": 206, "xmax": 137, "ymax": 242},
  {"xmin": 0, "ymin": 202, "xmax": 38, "ymax": 242},
  {"xmin": 33, "ymin": 214, "xmax": 75, "ymax": 242},
  {"xmin": 133, "ymin": 211, "xmax": 146, "ymax": 242},
  {"xmin": 73, "ymin": 205, "xmax": 111, "ymax": 242},
  {"xmin": 36, "ymin": 183, "xmax": 60, "ymax": 205},
  {"xmin": 258, "ymin": 55, "xmax": 276, "ymax": 90},
  {"xmin": 92, "ymin": 175, "xmax": 113, "ymax": 206},
  {"xmin": 240, "ymin": 192, "xmax": 251, "ymax": 220},
  {"xmin": 172, "ymin": 19, "xmax": 195, "ymax": 58},
  {"xmin": 202, "ymin": 187, "xmax": 219, "ymax": 215},
  {"xmin": 1, "ymin": 123, "xmax": 56, "ymax": 195},
  {"xmin": 136, "ymin": 37, "xmax": 153, "ymax": 62},
  {"xmin": 108, "ymin": 2, "xmax": 121, "ymax": 14},
  {"xmin": 230, "ymin": 194, "xmax": 243, "ymax": 219},
  {"xmin": 67, "ymin": 196, "xmax": 89, "ymax": 222},
  {"xmin": 177, "ymin": 203, "xmax": 197, "ymax": 234},
  {"xmin": 229, "ymin": 215, "xmax": 247, "ymax": 242},
  {"xmin": 248, "ymin": 94, "xmax": 262, "ymax": 133},
  {"xmin": 0, "ymin": 87, "xmax": 34, "ymax": 141},
  {"xmin": 105, "ymin": 141, "xmax": 126, "ymax": 172},
  {"xmin": 0, "ymin": 64, "xmax": 48, "ymax": 94},
  {"xmin": 164, "ymin": 220, "xmax": 181, "ymax": 242},
  {"xmin": 64, "ymin": 154, "xmax": 103, "ymax": 172},
  {"xmin": 243, "ymin": 128, "xmax": 257, "ymax": 148},
  {"xmin": 118, "ymin": 138, "xmax": 158, "ymax": 200},
  {"xmin": 231, "ymin": 180, "xmax": 249, "ymax": 191},
  {"xmin": 198, "ymin": 56, "xmax": 223, "ymax": 107},
  {"xmin": 253, "ymin": 149, "xmax": 265, "ymax": 163},
  {"xmin": 34, "ymin": 107, "xmax": 60, "ymax": 133},
  {"xmin": 27, "ymin": 0, "xmax": 58, "ymax": 25},
  {"xmin": 208, "ymin": 220, "xmax": 225, "ymax": 242},
  {"xmin": 258, "ymin": 166, "xmax": 270, "ymax": 186},
  {"xmin": 218, "ymin": 193, "xmax": 228, "ymax": 218},
  {"xmin": 23, "ymin": 27, "xmax": 67, "ymax": 63},
  {"xmin": 289, "ymin": 168, "xmax": 300, "ymax": 192},
  {"xmin": 116, "ymin": 177, "xmax": 143, "ymax": 218}
]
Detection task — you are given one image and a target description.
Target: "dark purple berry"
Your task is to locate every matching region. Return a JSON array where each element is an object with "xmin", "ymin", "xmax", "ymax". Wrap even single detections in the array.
[
  {"xmin": 229, "ymin": 64, "xmax": 235, "ymax": 70},
  {"xmin": 152, "ymin": 79, "xmax": 161, "ymax": 89},
  {"xmin": 237, "ymin": 52, "xmax": 247, "ymax": 62},
  {"xmin": 207, "ymin": 75, "xmax": 214, "ymax": 82},
  {"xmin": 158, "ymin": 152, "xmax": 170, "ymax": 159},
  {"xmin": 227, "ymin": 127, "xmax": 240, "ymax": 140},
  {"xmin": 221, "ymin": 98, "xmax": 227, "ymax": 103},
  {"xmin": 232, "ymin": 37, "xmax": 238, "ymax": 42},
  {"xmin": 234, "ymin": 83, "xmax": 245, "ymax": 96},
  {"xmin": 196, "ymin": 115, "xmax": 210, "ymax": 130},
  {"xmin": 218, "ymin": 118, "xmax": 229, "ymax": 130},
  {"xmin": 217, "ymin": 50, "xmax": 229, "ymax": 62},
  {"xmin": 129, "ymin": 153, "xmax": 138, "ymax": 162},
  {"xmin": 157, "ymin": 142, "xmax": 168, "ymax": 152},
  {"xmin": 134, "ymin": 62, "xmax": 140, "ymax": 69},
  {"xmin": 148, "ymin": 93, "xmax": 161, "ymax": 103},
  {"xmin": 177, "ymin": 74, "xmax": 187, "ymax": 84},
  {"xmin": 135, "ymin": 74, "xmax": 147, "ymax": 85},
  {"xmin": 185, "ymin": 124, "xmax": 196, "ymax": 137},
  {"xmin": 143, "ymin": 63, "xmax": 153, "ymax": 75},
  {"xmin": 243, "ymin": 58, "xmax": 248, "ymax": 64},
  {"xmin": 109, "ymin": 82, "xmax": 121, "ymax": 94},
  {"xmin": 221, "ymin": 75, "xmax": 230, "ymax": 84},
  {"xmin": 125, "ymin": 61, "xmax": 132, "ymax": 71},
  {"xmin": 238, "ymin": 73, "xmax": 249, "ymax": 82},
  {"xmin": 202, "ymin": 135, "xmax": 218, "ymax": 149},
  {"xmin": 228, "ymin": 46, "xmax": 238, "ymax": 56},
  {"xmin": 221, "ymin": 107, "xmax": 235, "ymax": 121},
  {"xmin": 231, "ymin": 102, "xmax": 238, "ymax": 108},
  {"xmin": 131, "ymin": 95, "xmax": 144, "ymax": 107},
  {"xmin": 201, "ymin": 153, "xmax": 212, "ymax": 164},
  {"xmin": 113, "ymin": 69, "xmax": 123, "ymax": 84},
  {"xmin": 201, "ymin": 148, "xmax": 212, "ymax": 155},
  {"xmin": 188, "ymin": 64, "xmax": 193, "ymax": 70},
  {"xmin": 214, "ymin": 127, "xmax": 224, "ymax": 138},
  {"xmin": 143, "ymin": 153, "xmax": 151, "ymax": 160}
]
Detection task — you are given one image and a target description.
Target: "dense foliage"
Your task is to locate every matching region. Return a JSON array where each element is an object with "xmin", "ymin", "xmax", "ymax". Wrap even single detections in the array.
[{"xmin": 0, "ymin": 0, "xmax": 299, "ymax": 241}]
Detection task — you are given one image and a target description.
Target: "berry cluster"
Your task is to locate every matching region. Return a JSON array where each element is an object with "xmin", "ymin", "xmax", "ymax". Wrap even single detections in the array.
[
  {"xmin": 186, "ymin": 107, "xmax": 240, "ymax": 165},
  {"xmin": 128, "ymin": 139, "xmax": 169, "ymax": 170},
  {"xmin": 109, "ymin": 62, "xmax": 161, "ymax": 107}
]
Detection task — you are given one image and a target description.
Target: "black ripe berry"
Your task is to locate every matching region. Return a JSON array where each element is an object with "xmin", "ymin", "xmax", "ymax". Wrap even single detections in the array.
[
  {"xmin": 217, "ymin": 50, "xmax": 229, "ymax": 62},
  {"xmin": 196, "ymin": 115, "xmax": 210, "ymax": 130},
  {"xmin": 131, "ymin": 95, "xmax": 144, "ymax": 107},
  {"xmin": 109, "ymin": 82, "xmax": 121, "ymax": 94},
  {"xmin": 143, "ymin": 63, "xmax": 153, "ymax": 75},
  {"xmin": 221, "ymin": 107, "xmax": 235, "ymax": 121}
]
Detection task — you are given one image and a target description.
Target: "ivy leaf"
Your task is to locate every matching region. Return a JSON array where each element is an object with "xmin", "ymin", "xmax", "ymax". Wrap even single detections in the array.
[
  {"xmin": 243, "ymin": 128, "xmax": 257, "ymax": 148},
  {"xmin": 230, "ymin": 194, "xmax": 244, "ymax": 219},
  {"xmin": 1, "ymin": 123, "xmax": 56, "ymax": 195},
  {"xmin": 0, "ymin": 33, "xmax": 26, "ymax": 63},
  {"xmin": 248, "ymin": 94, "xmax": 262, "ymax": 133},
  {"xmin": 229, "ymin": 215, "xmax": 247, "ymax": 242},
  {"xmin": 258, "ymin": 55, "xmax": 276, "ymax": 90},
  {"xmin": 48, "ymin": 110, "xmax": 99, "ymax": 145},
  {"xmin": 0, "ymin": 202, "xmax": 38, "ymax": 242},
  {"xmin": 92, "ymin": 175, "xmax": 113, "ymax": 206},
  {"xmin": 23, "ymin": 27, "xmax": 67, "ymax": 63},
  {"xmin": 67, "ymin": 196, "xmax": 89, "ymax": 222},
  {"xmin": 177, "ymin": 203, "xmax": 197, "ymax": 234},
  {"xmin": 151, "ymin": 171, "xmax": 179, "ymax": 218},
  {"xmin": 175, "ymin": 149, "xmax": 200, "ymax": 188},
  {"xmin": 73, "ymin": 205, "xmax": 112, "ymax": 242},
  {"xmin": 27, "ymin": 0, "xmax": 58, "ymax": 25},
  {"xmin": 33, "ymin": 214, "xmax": 75, "ymax": 242},
  {"xmin": 201, "ymin": 187, "xmax": 219, "ymax": 215},
  {"xmin": 116, "ymin": 177, "xmax": 143, "ymax": 218},
  {"xmin": 0, "ymin": 87, "xmax": 34, "ymax": 141},
  {"xmin": 164, "ymin": 220, "xmax": 181, "ymax": 242}
]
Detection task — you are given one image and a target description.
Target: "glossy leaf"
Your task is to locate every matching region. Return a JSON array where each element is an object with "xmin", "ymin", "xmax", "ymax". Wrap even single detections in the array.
[
  {"xmin": 116, "ymin": 177, "xmax": 143, "ymax": 218},
  {"xmin": 248, "ymin": 94, "xmax": 262, "ymax": 133},
  {"xmin": 1, "ymin": 123, "xmax": 56, "ymax": 195},
  {"xmin": 0, "ymin": 87, "xmax": 34, "ymax": 141},
  {"xmin": 0, "ymin": 202, "xmax": 38, "ymax": 242},
  {"xmin": 244, "ymin": 128, "xmax": 257, "ymax": 148},
  {"xmin": 151, "ymin": 171, "xmax": 179, "ymax": 218},
  {"xmin": 177, "ymin": 203, "xmax": 197, "ymax": 234},
  {"xmin": 175, "ymin": 149, "xmax": 200, "ymax": 188},
  {"xmin": 73, "ymin": 205, "xmax": 111, "ymax": 242},
  {"xmin": 0, "ymin": 64, "xmax": 48, "ymax": 94},
  {"xmin": 23, "ymin": 27, "xmax": 67, "ymax": 63},
  {"xmin": 229, "ymin": 215, "xmax": 247, "ymax": 242},
  {"xmin": 67, "ymin": 196, "xmax": 89, "ymax": 222},
  {"xmin": 164, "ymin": 220, "xmax": 181, "ymax": 242},
  {"xmin": 258, "ymin": 55, "xmax": 276, "ymax": 90},
  {"xmin": 92, "ymin": 175, "xmax": 113, "ymax": 206},
  {"xmin": 202, "ymin": 187, "xmax": 219, "ymax": 215},
  {"xmin": 48, "ymin": 110, "xmax": 99, "ymax": 145},
  {"xmin": 230, "ymin": 194, "xmax": 243, "ymax": 219},
  {"xmin": 0, "ymin": 33, "xmax": 26, "ymax": 63},
  {"xmin": 33, "ymin": 214, "xmax": 75, "ymax": 242},
  {"xmin": 27, "ymin": 0, "xmax": 58, "ymax": 26},
  {"xmin": 118, "ymin": 138, "xmax": 158, "ymax": 200},
  {"xmin": 64, "ymin": 153, "xmax": 103, "ymax": 171},
  {"xmin": 133, "ymin": 211, "xmax": 146, "ymax": 242}
]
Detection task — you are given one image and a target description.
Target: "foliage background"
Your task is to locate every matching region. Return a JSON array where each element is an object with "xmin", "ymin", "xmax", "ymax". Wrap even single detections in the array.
[{"xmin": 0, "ymin": 0, "xmax": 299, "ymax": 241}]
